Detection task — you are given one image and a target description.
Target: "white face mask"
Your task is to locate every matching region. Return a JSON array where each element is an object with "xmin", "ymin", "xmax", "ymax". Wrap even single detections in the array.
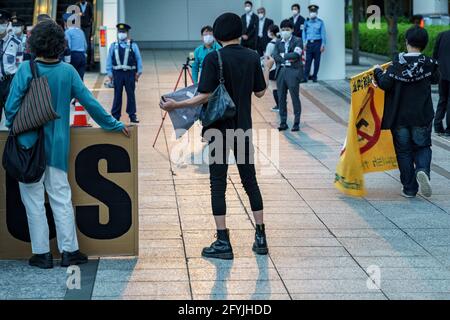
[
  {"xmin": 310, "ymin": 12, "xmax": 318, "ymax": 19},
  {"xmin": 203, "ymin": 35, "xmax": 214, "ymax": 45},
  {"xmin": 13, "ymin": 27, "xmax": 23, "ymax": 36},
  {"xmin": 245, "ymin": 6, "xmax": 252, "ymax": 13},
  {"xmin": 118, "ymin": 32, "xmax": 128, "ymax": 41},
  {"xmin": 281, "ymin": 30, "xmax": 292, "ymax": 40},
  {"xmin": 258, "ymin": 13, "xmax": 265, "ymax": 19},
  {"xmin": 292, "ymin": 9, "xmax": 299, "ymax": 16},
  {"xmin": 0, "ymin": 23, "xmax": 8, "ymax": 34}
]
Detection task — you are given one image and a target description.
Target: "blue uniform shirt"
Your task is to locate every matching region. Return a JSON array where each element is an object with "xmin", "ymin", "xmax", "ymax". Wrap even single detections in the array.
[
  {"xmin": 65, "ymin": 27, "xmax": 87, "ymax": 53},
  {"xmin": 106, "ymin": 40, "xmax": 143, "ymax": 77},
  {"xmin": 302, "ymin": 18, "xmax": 326, "ymax": 47},
  {"xmin": 192, "ymin": 41, "xmax": 221, "ymax": 84}
]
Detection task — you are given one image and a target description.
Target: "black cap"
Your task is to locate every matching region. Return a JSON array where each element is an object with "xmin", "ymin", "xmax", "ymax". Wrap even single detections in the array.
[
  {"xmin": 117, "ymin": 23, "xmax": 131, "ymax": 31},
  {"xmin": 11, "ymin": 16, "xmax": 26, "ymax": 27},
  {"xmin": 308, "ymin": 5, "xmax": 319, "ymax": 12},
  {"xmin": 213, "ymin": 12, "xmax": 243, "ymax": 42},
  {"xmin": 0, "ymin": 9, "xmax": 12, "ymax": 22}
]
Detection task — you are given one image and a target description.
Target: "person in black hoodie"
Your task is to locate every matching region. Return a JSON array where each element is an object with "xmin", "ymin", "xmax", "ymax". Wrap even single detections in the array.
[{"xmin": 373, "ymin": 26, "xmax": 439, "ymax": 199}]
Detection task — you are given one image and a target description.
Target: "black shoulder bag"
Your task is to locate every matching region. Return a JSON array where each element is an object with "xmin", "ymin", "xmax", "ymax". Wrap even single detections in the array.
[
  {"xmin": 200, "ymin": 50, "xmax": 236, "ymax": 128},
  {"xmin": 2, "ymin": 61, "xmax": 47, "ymax": 184}
]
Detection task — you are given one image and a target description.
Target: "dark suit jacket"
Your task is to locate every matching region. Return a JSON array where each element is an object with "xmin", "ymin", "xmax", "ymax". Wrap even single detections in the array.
[
  {"xmin": 434, "ymin": 30, "xmax": 450, "ymax": 81},
  {"xmin": 241, "ymin": 13, "xmax": 259, "ymax": 50},
  {"xmin": 77, "ymin": 1, "xmax": 94, "ymax": 28},
  {"xmin": 258, "ymin": 18, "xmax": 274, "ymax": 47},
  {"xmin": 272, "ymin": 36, "xmax": 304, "ymax": 79},
  {"xmin": 289, "ymin": 15, "xmax": 306, "ymax": 39}
]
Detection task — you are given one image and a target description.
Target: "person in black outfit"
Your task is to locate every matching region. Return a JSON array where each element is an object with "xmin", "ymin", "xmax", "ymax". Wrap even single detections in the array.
[
  {"xmin": 255, "ymin": 7, "xmax": 274, "ymax": 57},
  {"xmin": 160, "ymin": 13, "xmax": 274, "ymax": 260},
  {"xmin": 289, "ymin": 3, "xmax": 306, "ymax": 39},
  {"xmin": 433, "ymin": 29, "xmax": 450, "ymax": 136},
  {"xmin": 374, "ymin": 26, "xmax": 440, "ymax": 199},
  {"xmin": 241, "ymin": 1, "xmax": 259, "ymax": 50},
  {"xmin": 77, "ymin": 0, "xmax": 94, "ymax": 67}
]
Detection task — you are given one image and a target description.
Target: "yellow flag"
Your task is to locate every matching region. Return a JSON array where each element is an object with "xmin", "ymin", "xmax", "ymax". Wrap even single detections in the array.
[{"xmin": 335, "ymin": 65, "xmax": 398, "ymax": 197}]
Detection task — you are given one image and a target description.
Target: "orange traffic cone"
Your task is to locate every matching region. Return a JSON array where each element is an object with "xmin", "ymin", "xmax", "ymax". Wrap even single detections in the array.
[{"xmin": 72, "ymin": 101, "xmax": 91, "ymax": 127}]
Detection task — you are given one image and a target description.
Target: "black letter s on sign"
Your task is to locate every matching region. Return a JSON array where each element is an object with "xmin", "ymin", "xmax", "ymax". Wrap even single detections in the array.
[{"xmin": 75, "ymin": 144, "xmax": 132, "ymax": 240}]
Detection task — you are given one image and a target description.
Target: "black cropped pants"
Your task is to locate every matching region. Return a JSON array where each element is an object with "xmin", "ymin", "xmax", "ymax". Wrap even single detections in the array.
[{"xmin": 208, "ymin": 134, "xmax": 264, "ymax": 216}]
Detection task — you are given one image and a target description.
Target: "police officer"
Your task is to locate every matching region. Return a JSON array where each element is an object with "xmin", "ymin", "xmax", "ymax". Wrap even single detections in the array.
[
  {"xmin": 302, "ymin": 5, "xmax": 326, "ymax": 83},
  {"xmin": 63, "ymin": 12, "xmax": 87, "ymax": 80},
  {"xmin": 10, "ymin": 16, "xmax": 26, "ymax": 65},
  {"xmin": 106, "ymin": 23, "xmax": 143, "ymax": 123},
  {"xmin": 1, "ymin": 10, "xmax": 21, "ymax": 123}
]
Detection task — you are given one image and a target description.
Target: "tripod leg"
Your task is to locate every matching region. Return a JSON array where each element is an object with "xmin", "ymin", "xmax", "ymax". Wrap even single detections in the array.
[
  {"xmin": 187, "ymin": 68, "xmax": 194, "ymax": 85},
  {"xmin": 153, "ymin": 111, "xmax": 168, "ymax": 148}
]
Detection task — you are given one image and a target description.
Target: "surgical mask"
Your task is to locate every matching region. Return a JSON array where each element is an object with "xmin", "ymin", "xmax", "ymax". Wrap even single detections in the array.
[
  {"xmin": 245, "ymin": 6, "xmax": 252, "ymax": 13},
  {"xmin": 13, "ymin": 27, "xmax": 23, "ymax": 35},
  {"xmin": 292, "ymin": 9, "xmax": 299, "ymax": 16},
  {"xmin": 118, "ymin": 32, "xmax": 127, "ymax": 41},
  {"xmin": 0, "ymin": 24, "xmax": 8, "ymax": 34},
  {"xmin": 310, "ymin": 12, "xmax": 318, "ymax": 19},
  {"xmin": 258, "ymin": 13, "xmax": 265, "ymax": 19},
  {"xmin": 281, "ymin": 31, "xmax": 292, "ymax": 40},
  {"xmin": 203, "ymin": 35, "xmax": 214, "ymax": 45}
]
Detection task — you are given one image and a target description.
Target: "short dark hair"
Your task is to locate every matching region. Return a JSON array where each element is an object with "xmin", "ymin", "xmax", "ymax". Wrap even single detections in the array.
[
  {"xmin": 37, "ymin": 14, "xmax": 52, "ymax": 23},
  {"xmin": 405, "ymin": 26, "xmax": 429, "ymax": 50},
  {"xmin": 201, "ymin": 25, "xmax": 213, "ymax": 34},
  {"xmin": 280, "ymin": 19, "xmax": 294, "ymax": 29},
  {"xmin": 269, "ymin": 24, "xmax": 280, "ymax": 37},
  {"xmin": 245, "ymin": 1, "xmax": 253, "ymax": 7},
  {"xmin": 28, "ymin": 20, "xmax": 66, "ymax": 59},
  {"xmin": 292, "ymin": 3, "xmax": 300, "ymax": 10}
]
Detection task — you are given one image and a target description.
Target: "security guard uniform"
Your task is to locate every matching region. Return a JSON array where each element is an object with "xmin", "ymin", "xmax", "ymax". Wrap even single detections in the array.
[
  {"xmin": 10, "ymin": 16, "xmax": 26, "ymax": 65},
  {"xmin": 1, "ymin": 10, "xmax": 21, "ymax": 122},
  {"xmin": 106, "ymin": 23, "xmax": 143, "ymax": 123},
  {"xmin": 302, "ymin": 5, "xmax": 326, "ymax": 83}
]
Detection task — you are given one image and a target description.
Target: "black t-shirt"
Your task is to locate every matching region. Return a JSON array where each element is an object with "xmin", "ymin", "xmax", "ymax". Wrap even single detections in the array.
[{"xmin": 198, "ymin": 44, "xmax": 266, "ymax": 133}]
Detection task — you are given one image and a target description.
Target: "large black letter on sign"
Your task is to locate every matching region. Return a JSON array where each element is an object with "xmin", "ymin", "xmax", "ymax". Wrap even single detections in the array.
[
  {"xmin": 6, "ymin": 174, "xmax": 57, "ymax": 242},
  {"xmin": 75, "ymin": 144, "xmax": 132, "ymax": 240}
]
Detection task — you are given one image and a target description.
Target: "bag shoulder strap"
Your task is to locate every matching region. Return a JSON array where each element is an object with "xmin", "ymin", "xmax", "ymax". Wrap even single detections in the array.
[
  {"xmin": 29, "ymin": 59, "xmax": 38, "ymax": 79},
  {"xmin": 217, "ymin": 50, "xmax": 224, "ymax": 84}
]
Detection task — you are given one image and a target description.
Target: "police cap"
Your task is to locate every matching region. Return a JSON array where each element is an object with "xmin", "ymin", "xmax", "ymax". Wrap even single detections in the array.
[{"xmin": 116, "ymin": 23, "xmax": 131, "ymax": 31}]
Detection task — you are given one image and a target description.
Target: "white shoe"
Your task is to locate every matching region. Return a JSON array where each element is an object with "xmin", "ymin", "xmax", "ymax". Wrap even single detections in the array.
[{"xmin": 416, "ymin": 171, "xmax": 432, "ymax": 198}]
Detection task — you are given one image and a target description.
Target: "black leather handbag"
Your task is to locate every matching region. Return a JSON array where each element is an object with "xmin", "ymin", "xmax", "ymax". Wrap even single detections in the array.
[
  {"xmin": 2, "ymin": 127, "xmax": 46, "ymax": 184},
  {"xmin": 200, "ymin": 50, "xmax": 236, "ymax": 128}
]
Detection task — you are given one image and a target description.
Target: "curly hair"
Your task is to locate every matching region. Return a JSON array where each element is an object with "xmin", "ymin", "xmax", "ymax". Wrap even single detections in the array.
[{"xmin": 28, "ymin": 20, "xmax": 66, "ymax": 59}]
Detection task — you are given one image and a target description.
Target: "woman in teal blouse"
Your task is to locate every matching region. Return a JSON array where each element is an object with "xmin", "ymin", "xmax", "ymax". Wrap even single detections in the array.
[{"xmin": 5, "ymin": 20, "xmax": 129, "ymax": 269}]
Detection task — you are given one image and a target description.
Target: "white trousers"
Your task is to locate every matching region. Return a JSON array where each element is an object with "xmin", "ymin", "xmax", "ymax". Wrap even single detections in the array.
[{"xmin": 19, "ymin": 166, "xmax": 79, "ymax": 254}]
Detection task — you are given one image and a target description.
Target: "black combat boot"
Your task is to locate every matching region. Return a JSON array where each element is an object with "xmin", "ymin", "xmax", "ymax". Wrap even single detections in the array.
[
  {"xmin": 29, "ymin": 253, "xmax": 54, "ymax": 269},
  {"xmin": 61, "ymin": 250, "xmax": 88, "ymax": 267},
  {"xmin": 202, "ymin": 229, "xmax": 234, "ymax": 260},
  {"xmin": 252, "ymin": 224, "xmax": 269, "ymax": 255}
]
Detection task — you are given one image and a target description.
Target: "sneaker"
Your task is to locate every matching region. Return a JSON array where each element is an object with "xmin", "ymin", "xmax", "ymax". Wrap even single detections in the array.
[
  {"xmin": 416, "ymin": 171, "xmax": 432, "ymax": 198},
  {"xmin": 401, "ymin": 190, "xmax": 416, "ymax": 198},
  {"xmin": 271, "ymin": 106, "xmax": 279, "ymax": 112},
  {"xmin": 278, "ymin": 124, "xmax": 289, "ymax": 132},
  {"xmin": 130, "ymin": 118, "xmax": 140, "ymax": 124},
  {"xmin": 291, "ymin": 124, "xmax": 300, "ymax": 132},
  {"xmin": 201, "ymin": 230, "xmax": 234, "ymax": 260},
  {"xmin": 29, "ymin": 253, "xmax": 53, "ymax": 269},
  {"xmin": 61, "ymin": 250, "xmax": 88, "ymax": 267}
]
